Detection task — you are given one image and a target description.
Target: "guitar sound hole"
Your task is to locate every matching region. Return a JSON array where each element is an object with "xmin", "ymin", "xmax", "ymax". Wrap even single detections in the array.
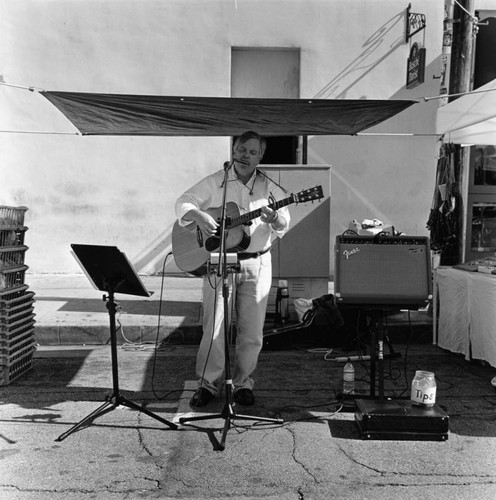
[{"xmin": 205, "ymin": 236, "xmax": 220, "ymax": 252}]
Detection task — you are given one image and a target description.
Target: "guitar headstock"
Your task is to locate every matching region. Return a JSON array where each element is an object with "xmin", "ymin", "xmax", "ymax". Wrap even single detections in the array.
[{"xmin": 294, "ymin": 185, "xmax": 324, "ymax": 204}]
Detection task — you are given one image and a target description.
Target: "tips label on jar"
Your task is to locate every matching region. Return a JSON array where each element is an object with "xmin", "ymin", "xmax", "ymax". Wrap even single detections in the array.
[{"xmin": 411, "ymin": 370, "xmax": 437, "ymax": 407}]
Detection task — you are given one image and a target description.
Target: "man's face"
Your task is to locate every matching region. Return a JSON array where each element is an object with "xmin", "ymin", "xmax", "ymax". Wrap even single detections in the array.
[{"xmin": 232, "ymin": 138, "xmax": 263, "ymax": 177}]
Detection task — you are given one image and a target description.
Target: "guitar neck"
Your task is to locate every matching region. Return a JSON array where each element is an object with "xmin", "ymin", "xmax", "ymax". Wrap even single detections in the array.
[{"xmin": 229, "ymin": 196, "xmax": 294, "ymax": 228}]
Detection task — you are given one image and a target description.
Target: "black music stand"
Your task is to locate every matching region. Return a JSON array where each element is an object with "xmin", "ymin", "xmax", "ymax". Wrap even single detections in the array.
[
  {"xmin": 178, "ymin": 162, "xmax": 283, "ymax": 451},
  {"xmin": 56, "ymin": 244, "xmax": 177, "ymax": 442}
]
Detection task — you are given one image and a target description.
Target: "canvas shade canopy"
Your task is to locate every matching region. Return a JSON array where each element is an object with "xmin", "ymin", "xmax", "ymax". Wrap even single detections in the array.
[
  {"xmin": 436, "ymin": 78, "xmax": 496, "ymax": 145},
  {"xmin": 40, "ymin": 91, "xmax": 416, "ymax": 137}
]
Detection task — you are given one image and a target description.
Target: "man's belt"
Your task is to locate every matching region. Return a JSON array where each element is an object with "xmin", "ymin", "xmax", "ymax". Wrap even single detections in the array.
[{"xmin": 237, "ymin": 247, "xmax": 271, "ymax": 260}]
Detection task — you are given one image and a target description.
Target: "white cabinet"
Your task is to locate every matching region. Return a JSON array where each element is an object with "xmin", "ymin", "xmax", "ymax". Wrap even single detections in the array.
[{"xmin": 261, "ymin": 165, "xmax": 331, "ymax": 303}]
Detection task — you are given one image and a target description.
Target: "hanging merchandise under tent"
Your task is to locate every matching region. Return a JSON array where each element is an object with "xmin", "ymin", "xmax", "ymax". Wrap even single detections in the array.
[{"xmin": 40, "ymin": 91, "xmax": 416, "ymax": 137}]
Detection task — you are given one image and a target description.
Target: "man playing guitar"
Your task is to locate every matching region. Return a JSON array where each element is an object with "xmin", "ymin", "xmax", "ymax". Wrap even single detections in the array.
[{"xmin": 175, "ymin": 131, "xmax": 290, "ymax": 408}]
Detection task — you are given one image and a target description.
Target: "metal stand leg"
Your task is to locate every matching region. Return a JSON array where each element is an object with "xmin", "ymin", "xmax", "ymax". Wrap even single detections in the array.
[{"xmin": 56, "ymin": 288, "xmax": 177, "ymax": 442}]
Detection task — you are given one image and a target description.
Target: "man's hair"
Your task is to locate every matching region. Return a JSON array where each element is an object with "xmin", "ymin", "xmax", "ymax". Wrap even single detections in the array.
[{"xmin": 234, "ymin": 131, "xmax": 267, "ymax": 156}]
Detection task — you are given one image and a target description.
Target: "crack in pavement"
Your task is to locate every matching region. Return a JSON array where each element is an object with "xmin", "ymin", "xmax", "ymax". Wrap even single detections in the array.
[
  {"xmin": 336, "ymin": 443, "xmax": 496, "ymax": 480},
  {"xmin": 285, "ymin": 424, "xmax": 320, "ymax": 485}
]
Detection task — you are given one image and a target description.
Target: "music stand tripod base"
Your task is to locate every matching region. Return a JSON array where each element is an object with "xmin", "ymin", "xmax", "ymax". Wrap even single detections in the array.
[
  {"xmin": 178, "ymin": 389, "xmax": 283, "ymax": 451},
  {"xmin": 56, "ymin": 244, "xmax": 177, "ymax": 442}
]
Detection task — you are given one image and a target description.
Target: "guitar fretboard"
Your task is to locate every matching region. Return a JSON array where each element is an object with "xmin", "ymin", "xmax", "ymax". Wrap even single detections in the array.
[{"xmin": 228, "ymin": 196, "xmax": 295, "ymax": 228}]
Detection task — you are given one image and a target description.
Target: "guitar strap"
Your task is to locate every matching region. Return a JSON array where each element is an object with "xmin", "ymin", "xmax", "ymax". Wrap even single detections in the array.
[
  {"xmin": 257, "ymin": 169, "xmax": 289, "ymax": 194},
  {"xmin": 220, "ymin": 168, "xmax": 288, "ymax": 195}
]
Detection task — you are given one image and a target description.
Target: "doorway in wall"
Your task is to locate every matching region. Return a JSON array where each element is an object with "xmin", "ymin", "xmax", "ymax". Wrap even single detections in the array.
[{"xmin": 231, "ymin": 48, "xmax": 302, "ymax": 164}]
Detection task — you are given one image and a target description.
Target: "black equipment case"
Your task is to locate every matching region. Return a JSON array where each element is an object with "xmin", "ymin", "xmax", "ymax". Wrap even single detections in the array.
[{"xmin": 355, "ymin": 399, "xmax": 449, "ymax": 441}]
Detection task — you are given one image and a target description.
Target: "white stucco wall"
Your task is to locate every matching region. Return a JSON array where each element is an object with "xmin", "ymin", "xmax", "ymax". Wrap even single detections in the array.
[{"xmin": 1, "ymin": 0, "xmax": 444, "ymax": 276}]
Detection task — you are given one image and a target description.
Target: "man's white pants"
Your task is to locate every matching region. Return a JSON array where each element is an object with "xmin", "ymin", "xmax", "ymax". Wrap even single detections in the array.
[{"xmin": 197, "ymin": 251, "xmax": 272, "ymax": 395}]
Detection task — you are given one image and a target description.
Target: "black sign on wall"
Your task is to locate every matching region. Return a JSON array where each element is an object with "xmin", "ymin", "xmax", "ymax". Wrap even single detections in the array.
[
  {"xmin": 474, "ymin": 14, "xmax": 496, "ymax": 89},
  {"xmin": 406, "ymin": 42, "xmax": 426, "ymax": 89}
]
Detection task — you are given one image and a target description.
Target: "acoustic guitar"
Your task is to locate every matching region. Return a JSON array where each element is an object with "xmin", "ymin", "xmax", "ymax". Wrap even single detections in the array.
[{"xmin": 172, "ymin": 185, "xmax": 323, "ymax": 276}]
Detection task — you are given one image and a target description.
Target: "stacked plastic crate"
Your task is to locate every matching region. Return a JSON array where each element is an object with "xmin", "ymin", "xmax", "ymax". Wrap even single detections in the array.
[{"xmin": 0, "ymin": 206, "xmax": 36, "ymax": 385}]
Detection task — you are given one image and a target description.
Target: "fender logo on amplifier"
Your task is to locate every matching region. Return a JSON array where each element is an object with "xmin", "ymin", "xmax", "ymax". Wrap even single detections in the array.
[{"xmin": 343, "ymin": 248, "xmax": 360, "ymax": 259}]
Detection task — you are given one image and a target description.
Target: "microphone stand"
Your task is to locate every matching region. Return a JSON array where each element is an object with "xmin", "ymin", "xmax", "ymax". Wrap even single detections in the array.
[{"xmin": 179, "ymin": 160, "xmax": 283, "ymax": 451}]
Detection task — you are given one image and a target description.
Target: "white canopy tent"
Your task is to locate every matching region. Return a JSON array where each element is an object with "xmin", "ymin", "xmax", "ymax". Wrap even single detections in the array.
[{"xmin": 436, "ymin": 78, "xmax": 496, "ymax": 145}]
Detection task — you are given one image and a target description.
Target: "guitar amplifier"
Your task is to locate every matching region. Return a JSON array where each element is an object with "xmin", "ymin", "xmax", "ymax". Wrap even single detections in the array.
[{"xmin": 334, "ymin": 235, "xmax": 432, "ymax": 307}]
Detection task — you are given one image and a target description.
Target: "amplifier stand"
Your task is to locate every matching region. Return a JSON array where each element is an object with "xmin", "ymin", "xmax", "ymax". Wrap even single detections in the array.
[
  {"xmin": 338, "ymin": 306, "xmax": 401, "ymax": 401},
  {"xmin": 368, "ymin": 308, "xmax": 388, "ymax": 399}
]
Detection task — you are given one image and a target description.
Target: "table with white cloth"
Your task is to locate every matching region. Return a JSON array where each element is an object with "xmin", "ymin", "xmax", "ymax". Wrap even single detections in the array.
[{"xmin": 435, "ymin": 266, "xmax": 496, "ymax": 368}]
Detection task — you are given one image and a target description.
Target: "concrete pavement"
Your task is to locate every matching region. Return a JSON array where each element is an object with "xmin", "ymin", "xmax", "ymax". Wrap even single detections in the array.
[
  {"xmin": 2, "ymin": 343, "xmax": 496, "ymax": 499},
  {"xmin": 1, "ymin": 274, "xmax": 496, "ymax": 499},
  {"xmin": 27, "ymin": 273, "xmax": 204, "ymax": 346}
]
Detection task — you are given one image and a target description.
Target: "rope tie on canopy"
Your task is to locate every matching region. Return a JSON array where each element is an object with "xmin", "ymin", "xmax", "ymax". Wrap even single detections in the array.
[
  {"xmin": 423, "ymin": 86, "xmax": 496, "ymax": 102},
  {"xmin": 0, "ymin": 80, "xmax": 79, "ymax": 135},
  {"xmin": 0, "ymin": 80, "xmax": 43, "ymax": 92}
]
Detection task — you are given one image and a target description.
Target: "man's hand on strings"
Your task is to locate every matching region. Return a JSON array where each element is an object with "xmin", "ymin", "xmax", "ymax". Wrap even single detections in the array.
[{"xmin": 260, "ymin": 206, "xmax": 279, "ymax": 224}]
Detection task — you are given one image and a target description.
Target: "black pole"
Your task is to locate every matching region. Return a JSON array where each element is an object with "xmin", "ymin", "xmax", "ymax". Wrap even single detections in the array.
[
  {"xmin": 106, "ymin": 286, "xmax": 120, "ymax": 400},
  {"xmin": 449, "ymin": 0, "xmax": 475, "ymax": 265}
]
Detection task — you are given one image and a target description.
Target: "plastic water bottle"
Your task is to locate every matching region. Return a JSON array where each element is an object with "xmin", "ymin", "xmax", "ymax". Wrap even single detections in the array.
[{"xmin": 343, "ymin": 360, "xmax": 355, "ymax": 394}]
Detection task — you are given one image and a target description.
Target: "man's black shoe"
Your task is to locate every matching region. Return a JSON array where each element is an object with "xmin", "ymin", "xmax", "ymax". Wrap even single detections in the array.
[
  {"xmin": 190, "ymin": 388, "xmax": 214, "ymax": 408},
  {"xmin": 234, "ymin": 388, "xmax": 255, "ymax": 406}
]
